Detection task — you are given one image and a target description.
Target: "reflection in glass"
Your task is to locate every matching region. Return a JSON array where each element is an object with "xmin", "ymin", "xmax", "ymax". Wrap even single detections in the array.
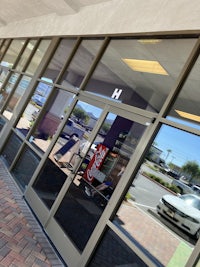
[
  {"xmin": 32, "ymin": 101, "xmax": 103, "ymax": 209},
  {"xmin": 32, "ymin": 158, "xmax": 68, "ymax": 208},
  {"xmin": 16, "ymin": 81, "xmax": 53, "ymax": 139},
  {"xmin": 168, "ymin": 53, "xmax": 200, "ymax": 130},
  {"xmin": 1, "ymin": 132, "xmax": 22, "ymax": 167},
  {"xmin": 4, "ymin": 73, "xmax": 19, "ymax": 93},
  {"xmin": 16, "ymin": 39, "xmax": 37, "ymax": 72},
  {"xmin": 0, "ymin": 73, "xmax": 20, "ymax": 112},
  {"xmin": 0, "ymin": 117, "xmax": 5, "ymax": 132},
  {"xmin": 0, "ymin": 39, "xmax": 25, "ymax": 68},
  {"xmin": 114, "ymin": 124, "xmax": 198, "ymax": 267},
  {"xmin": 151, "ymin": 124, "xmax": 200, "ymax": 171},
  {"xmin": 42, "ymin": 38, "xmax": 77, "ymax": 82},
  {"xmin": 89, "ymin": 228, "xmax": 148, "ymax": 267},
  {"xmin": 11, "ymin": 146, "xmax": 40, "ymax": 191},
  {"xmin": 0, "ymin": 72, "xmax": 18, "ymax": 110},
  {"xmin": 59, "ymin": 39, "xmax": 103, "ymax": 90},
  {"xmin": 54, "ymin": 180, "xmax": 106, "ymax": 252},
  {"xmin": 52, "ymin": 101, "xmax": 103, "ymax": 169},
  {"xmin": 195, "ymin": 257, "xmax": 200, "ymax": 267},
  {"xmin": 53, "ymin": 113, "xmax": 146, "ymax": 251},
  {"xmin": 84, "ymin": 38, "xmax": 196, "ymax": 112},
  {"xmin": 80, "ymin": 114, "xmax": 147, "ymax": 193},
  {"xmin": 25, "ymin": 39, "xmax": 51, "ymax": 75},
  {"xmin": 3, "ymin": 75, "xmax": 31, "ymax": 120},
  {"xmin": 24, "ymin": 89, "xmax": 74, "ymax": 153},
  {"xmin": 0, "ymin": 67, "xmax": 9, "ymax": 90},
  {"xmin": 0, "ymin": 39, "xmax": 10, "ymax": 57}
]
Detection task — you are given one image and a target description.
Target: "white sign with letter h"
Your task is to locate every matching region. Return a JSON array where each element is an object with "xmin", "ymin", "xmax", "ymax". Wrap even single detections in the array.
[{"xmin": 111, "ymin": 88, "xmax": 122, "ymax": 99}]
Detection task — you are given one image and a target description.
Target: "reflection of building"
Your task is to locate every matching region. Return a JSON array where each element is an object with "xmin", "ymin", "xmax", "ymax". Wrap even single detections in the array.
[
  {"xmin": 148, "ymin": 145, "xmax": 163, "ymax": 164},
  {"xmin": 1, "ymin": 2, "xmax": 200, "ymax": 267}
]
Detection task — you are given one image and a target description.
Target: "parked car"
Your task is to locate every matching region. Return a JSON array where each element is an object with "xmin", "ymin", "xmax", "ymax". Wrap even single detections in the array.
[
  {"xmin": 172, "ymin": 179, "xmax": 194, "ymax": 195},
  {"xmin": 31, "ymin": 94, "xmax": 46, "ymax": 107},
  {"xmin": 160, "ymin": 162, "xmax": 170, "ymax": 172},
  {"xmin": 62, "ymin": 118, "xmax": 84, "ymax": 138},
  {"xmin": 167, "ymin": 170, "xmax": 180, "ymax": 179},
  {"xmin": 191, "ymin": 185, "xmax": 200, "ymax": 196},
  {"xmin": 157, "ymin": 194, "xmax": 200, "ymax": 239},
  {"xmin": 172, "ymin": 179, "xmax": 200, "ymax": 196}
]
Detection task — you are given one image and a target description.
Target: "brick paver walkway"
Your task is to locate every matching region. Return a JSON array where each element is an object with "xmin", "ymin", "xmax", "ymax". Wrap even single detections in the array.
[
  {"xmin": 0, "ymin": 160, "xmax": 65, "ymax": 267},
  {"xmin": 117, "ymin": 199, "xmax": 194, "ymax": 266}
]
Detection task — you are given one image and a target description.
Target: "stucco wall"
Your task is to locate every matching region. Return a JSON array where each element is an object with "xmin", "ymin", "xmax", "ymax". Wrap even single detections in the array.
[{"xmin": 0, "ymin": 0, "xmax": 200, "ymax": 38}]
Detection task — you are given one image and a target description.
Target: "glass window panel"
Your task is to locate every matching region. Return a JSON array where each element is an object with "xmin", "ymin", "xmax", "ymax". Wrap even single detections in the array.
[
  {"xmin": 195, "ymin": 257, "xmax": 200, "ymax": 267},
  {"xmin": 0, "ymin": 39, "xmax": 10, "ymax": 57},
  {"xmin": 16, "ymin": 81, "xmax": 53, "ymax": 139},
  {"xmin": 0, "ymin": 117, "xmax": 6, "ymax": 132},
  {"xmin": 0, "ymin": 66, "xmax": 9, "ymax": 90},
  {"xmin": 11, "ymin": 145, "xmax": 40, "ymax": 191},
  {"xmin": 0, "ymin": 39, "xmax": 25, "ymax": 68},
  {"xmin": 25, "ymin": 39, "xmax": 51, "ymax": 75},
  {"xmin": 1, "ymin": 132, "xmax": 22, "ymax": 167},
  {"xmin": 3, "ymin": 75, "xmax": 32, "ymax": 120},
  {"xmin": 114, "ymin": 124, "xmax": 199, "ymax": 267},
  {"xmin": 30, "ymin": 89, "xmax": 75, "ymax": 152},
  {"xmin": 4, "ymin": 72, "xmax": 19, "ymax": 92},
  {"xmin": 41, "ymin": 38, "xmax": 77, "ymax": 83},
  {"xmin": 167, "ymin": 53, "xmax": 200, "ymax": 130},
  {"xmin": 84, "ymin": 38, "xmax": 197, "ymax": 112},
  {"xmin": 16, "ymin": 88, "xmax": 75, "ymax": 154},
  {"xmin": 32, "ymin": 101, "xmax": 103, "ymax": 210},
  {"xmin": 53, "ymin": 111, "xmax": 147, "ymax": 251},
  {"xmin": 59, "ymin": 39, "xmax": 103, "ymax": 90},
  {"xmin": 0, "ymin": 39, "xmax": 3, "ymax": 55},
  {"xmin": 0, "ymin": 73, "xmax": 20, "ymax": 111},
  {"xmin": 32, "ymin": 157, "xmax": 69, "ymax": 205},
  {"xmin": 89, "ymin": 228, "xmax": 148, "ymax": 267},
  {"xmin": 16, "ymin": 39, "xmax": 37, "ymax": 72}
]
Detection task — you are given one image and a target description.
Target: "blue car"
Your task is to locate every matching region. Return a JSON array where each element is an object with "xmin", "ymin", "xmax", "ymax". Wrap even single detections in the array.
[{"xmin": 31, "ymin": 94, "xmax": 46, "ymax": 107}]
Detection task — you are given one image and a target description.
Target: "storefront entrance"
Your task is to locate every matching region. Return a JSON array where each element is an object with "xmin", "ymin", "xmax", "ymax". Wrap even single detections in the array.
[{"xmin": 25, "ymin": 96, "xmax": 152, "ymax": 266}]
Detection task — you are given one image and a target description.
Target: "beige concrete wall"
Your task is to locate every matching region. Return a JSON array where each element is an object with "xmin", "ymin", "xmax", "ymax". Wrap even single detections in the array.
[{"xmin": 0, "ymin": 0, "xmax": 200, "ymax": 38}]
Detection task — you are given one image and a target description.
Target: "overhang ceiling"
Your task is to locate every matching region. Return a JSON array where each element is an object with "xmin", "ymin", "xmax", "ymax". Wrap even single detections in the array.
[
  {"xmin": 1, "ymin": 0, "xmax": 200, "ymax": 126},
  {"xmin": 0, "ymin": 0, "xmax": 110, "ymax": 26}
]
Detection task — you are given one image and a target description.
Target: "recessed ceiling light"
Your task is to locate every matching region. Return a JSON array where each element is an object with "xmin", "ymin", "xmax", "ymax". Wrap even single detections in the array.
[
  {"xmin": 175, "ymin": 109, "xmax": 200, "ymax": 123},
  {"xmin": 122, "ymin": 58, "xmax": 168, "ymax": 75},
  {"xmin": 138, "ymin": 39, "xmax": 162, "ymax": 44}
]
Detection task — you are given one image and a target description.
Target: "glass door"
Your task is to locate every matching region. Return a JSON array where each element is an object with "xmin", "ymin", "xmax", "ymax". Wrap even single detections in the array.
[
  {"xmin": 41, "ymin": 104, "xmax": 152, "ymax": 266},
  {"xmin": 25, "ymin": 99, "xmax": 104, "ymax": 224}
]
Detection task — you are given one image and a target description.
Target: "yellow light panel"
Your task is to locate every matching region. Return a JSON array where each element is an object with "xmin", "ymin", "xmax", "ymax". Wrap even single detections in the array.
[
  {"xmin": 175, "ymin": 110, "xmax": 200, "ymax": 123},
  {"xmin": 122, "ymin": 58, "xmax": 168, "ymax": 75},
  {"xmin": 138, "ymin": 39, "xmax": 162, "ymax": 44}
]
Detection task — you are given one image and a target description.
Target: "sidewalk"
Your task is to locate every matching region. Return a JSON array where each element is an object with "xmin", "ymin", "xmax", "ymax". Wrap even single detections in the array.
[{"xmin": 0, "ymin": 159, "xmax": 65, "ymax": 267}]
